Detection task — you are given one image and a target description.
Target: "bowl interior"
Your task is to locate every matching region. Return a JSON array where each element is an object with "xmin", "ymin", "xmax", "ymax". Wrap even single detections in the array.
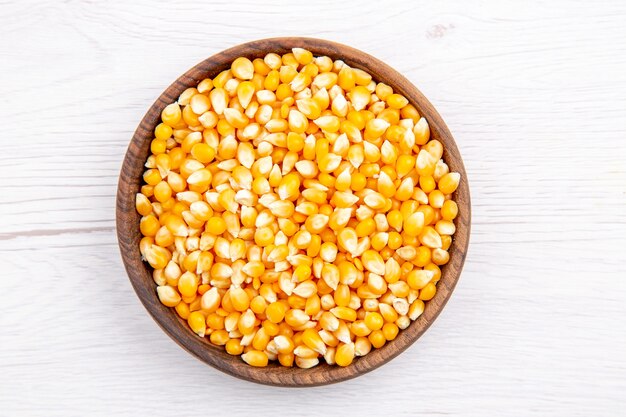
[{"xmin": 116, "ymin": 37, "xmax": 470, "ymax": 386}]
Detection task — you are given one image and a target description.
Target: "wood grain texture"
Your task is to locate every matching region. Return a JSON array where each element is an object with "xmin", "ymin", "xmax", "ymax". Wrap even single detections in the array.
[
  {"xmin": 116, "ymin": 37, "xmax": 470, "ymax": 386},
  {"xmin": 1, "ymin": 0, "xmax": 625, "ymax": 414}
]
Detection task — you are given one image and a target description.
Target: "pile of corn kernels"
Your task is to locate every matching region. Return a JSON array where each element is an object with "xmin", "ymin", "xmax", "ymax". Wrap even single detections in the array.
[{"xmin": 136, "ymin": 48, "xmax": 461, "ymax": 368}]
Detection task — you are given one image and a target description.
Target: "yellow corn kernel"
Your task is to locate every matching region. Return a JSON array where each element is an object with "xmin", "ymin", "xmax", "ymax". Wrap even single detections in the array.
[
  {"xmin": 386, "ymin": 231, "xmax": 401, "ymax": 250},
  {"xmin": 277, "ymin": 173, "xmax": 300, "ymax": 201},
  {"xmin": 367, "ymin": 273, "xmax": 387, "ymax": 295},
  {"xmin": 441, "ymin": 199, "xmax": 459, "ymax": 220},
  {"xmin": 261, "ymin": 70, "xmax": 278, "ymax": 91},
  {"xmin": 225, "ymin": 338, "xmax": 244, "ymax": 355},
  {"xmin": 154, "ymin": 123, "xmax": 173, "ymax": 141},
  {"xmin": 312, "ymin": 115, "xmax": 339, "ymax": 134},
  {"xmin": 361, "ymin": 250, "xmax": 385, "ymax": 275},
  {"xmin": 177, "ymin": 271, "xmax": 199, "ymax": 297},
  {"xmin": 383, "ymin": 209, "xmax": 401, "ymax": 232},
  {"xmin": 407, "ymin": 269, "xmax": 435, "ymax": 290},
  {"xmin": 207, "ymin": 88, "xmax": 227, "ymax": 115},
  {"xmin": 135, "ymin": 194, "xmax": 153, "ymax": 217},
  {"xmin": 395, "ymin": 154, "xmax": 414, "ymax": 178},
  {"xmin": 404, "ymin": 212, "xmax": 425, "ymax": 237},
  {"xmin": 139, "ymin": 214, "xmax": 160, "ymax": 237},
  {"xmin": 263, "ymin": 302, "xmax": 285, "ymax": 324},
  {"xmin": 329, "ymin": 282, "xmax": 349, "ymax": 307},
  {"xmin": 296, "ymin": 98, "xmax": 322, "ymax": 119},
  {"xmin": 418, "ymin": 226, "xmax": 442, "ymax": 249},
  {"xmin": 277, "ymin": 352, "xmax": 294, "ymax": 367},
  {"xmin": 236, "ymin": 80, "xmax": 256, "ymax": 109},
  {"xmin": 250, "ymin": 327, "xmax": 269, "ymax": 351},
  {"xmin": 237, "ymin": 309, "xmax": 256, "ymax": 335},
  {"xmin": 272, "ymin": 335, "xmax": 294, "ymax": 354},
  {"xmin": 408, "ymin": 299, "xmax": 425, "ymax": 321},
  {"xmin": 241, "ymin": 350, "xmax": 268, "ymax": 367},
  {"xmin": 435, "ymin": 219, "xmax": 456, "ymax": 236},
  {"xmin": 386, "ymin": 93, "xmax": 408, "ymax": 109},
  {"xmin": 432, "ymin": 247, "xmax": 450, "ymax": 265},
  {"xmin": 284, "ymin": 309, "xmax": 309, "ymax": 327},
  {"xmin": 246, "ymin": 295, "xmax": 266, "ymax": 315},
  {"xmin": 364, "ymin": 311, "xmax": 384, "ymax": 331},
  {"xmin": 187, "ymin": 311, "xmax": 206, "ymax": 337},
  {"xmin": 145, "ymin": 245, "xmax": 172, "ymax": 269},
  {"xmin": 368, "ymin": 329, "xmax": 386, "ymax": 348},
  {"xmin": 268, "ymin": 200, "xmax": 295, "ymax": 218},
  {"xmin": 335, "ymin": 342, "xmax": 355, "ymax": 367},
  {"xmin": 330, "ymin": 306, "xmax": 357, "ymax": 322},
  {"xmin": 301, "ymin": 328, "xmax": 326, "ymax": 355},
  {"xmin": 354, "ymin": 336, "xmax": 372, "ymax": 357},
  {"xmin": 295, "ymin": 356, "xmax": 319, "ymax": 369},
  {"xmin": 173, "ymin": 300, "xmax": 190, "ymax": 319},
  {"xmin": 427, "ymin": 189, "xmax": 444, "ymax": 209},
  {"xmin": 200, "ymin": 287, "xmax": 220, "ymax": 313},
  {"xmin": 276, "ymin": 83, "xmax": 293, "ymax": 100},
  {"xmin": 416, "ymin": 149, "xmax": 437, "ymax": 176},
  {"xmin": 337, "ymin": 228, "xmax": 358, "ymax": 254},
  {"xmin": 350, "ymin": 320, "xmax": 370, "ymax": 337},
  {"xmin": 161, "ymin": 103, "xmax": 182, "ymax": 127},
  {"xmin": 143, "ymin": 168, "xmax": 162, "ymax": 186},
  {"xmin": 394, "ymin": 177, "xmax": 414, "ymax": 202},
  {"xmin": 292, "ymin": 48, "xmax": 313, "ymax": 65},
  {"xmin": 373, "ymin": 169, "xmax": 394, "ymax": 197},
  {"xmin": 337, "ymin": 66, "xmax": 356, "ymax": 90},
  {"xmin": 251, "ymin": 226, "xmax": 272, "ymax": 247},
  {"xmin": 364, "ymin": 118, "xmax": 390, "ymax": 141},
  {"xmin": 438, "ymin": 172, "xmax": 461, "ymax": 194},
  {"xmin": 382, "ymin": 322, "xmax": 399, "ymax": 341},
  {"xmin": 229, "ymin": 287, "xmax": 251, "ymax": 312},
  {"xmin": 440, "ymin": 235, "xmax": 452, "ymax": 251},
  {"xmin": 373, "ymin": 82, "xmax": 392, "ymax": 100}
]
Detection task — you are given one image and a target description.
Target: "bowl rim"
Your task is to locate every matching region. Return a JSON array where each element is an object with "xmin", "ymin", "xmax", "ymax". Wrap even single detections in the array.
[{"xmin": 116, "ymin": 37, "xmax": 471, "ymax": 387}]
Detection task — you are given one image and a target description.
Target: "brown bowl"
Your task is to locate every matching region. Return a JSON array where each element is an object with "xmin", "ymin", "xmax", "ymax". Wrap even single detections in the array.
[{"xmin": 116, "ymin": 37, "xmax": 470, "ymax": 386}]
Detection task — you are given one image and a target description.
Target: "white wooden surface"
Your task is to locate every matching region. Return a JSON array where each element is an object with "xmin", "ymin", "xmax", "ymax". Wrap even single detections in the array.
[{"xmin": 1, "ymin": 0, "xmax": 625, "ymax": 415}]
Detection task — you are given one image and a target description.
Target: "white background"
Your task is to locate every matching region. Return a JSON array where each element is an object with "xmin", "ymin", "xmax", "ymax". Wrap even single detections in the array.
[{"xmin": 1, "ymin": 0, "xmax": 625, "ymax": 416}]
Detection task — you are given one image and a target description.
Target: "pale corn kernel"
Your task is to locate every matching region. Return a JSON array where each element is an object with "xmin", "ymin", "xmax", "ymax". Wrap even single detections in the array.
[
  {"xmin": 361, "ymin": 250, "xmax": 385, "ymax": 275},
  {"xmin": 295, "ymin": 357, "xmax": 319, "ymax": 369},
  {"xmin": 334, "ymin": 320, "xmax": 352, "ymax": 344},
  {"xmin": 416, "ymin": 149, "xmax": 437, "ymax": 176},
  {"xmin": 408, "ymin": 299, "xmax": 425, "ymax": 320},
  {"xmin": 293, "ymin": 280, "xmax": 318, "ymax": 298},
  {"xmin": 434, "ymin": 159, "xmax": 449, "ymax": 181},
  {"xmin": 337, "ymin": 228, "xmax": 358, "ymax": 254},
  {"xmin": 156, "ymin": 285, "xmax": 181, "ymax": 307},
  {"xmin": 285, "ymin": 309, "xmax": 310, "ymax": 327},
  {"xmin": 349, "ymin": 86, "xmax": 371, "ymax": 111},
  {"xmin": 231, "ymin": 57, "xmax": 254, "ymax": 80}
]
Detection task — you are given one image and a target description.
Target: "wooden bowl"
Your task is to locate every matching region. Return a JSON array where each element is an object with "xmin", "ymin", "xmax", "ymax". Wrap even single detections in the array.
[{"xmin": 116, "ymin": 37, "xmax": 470, "ymax": 386}]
